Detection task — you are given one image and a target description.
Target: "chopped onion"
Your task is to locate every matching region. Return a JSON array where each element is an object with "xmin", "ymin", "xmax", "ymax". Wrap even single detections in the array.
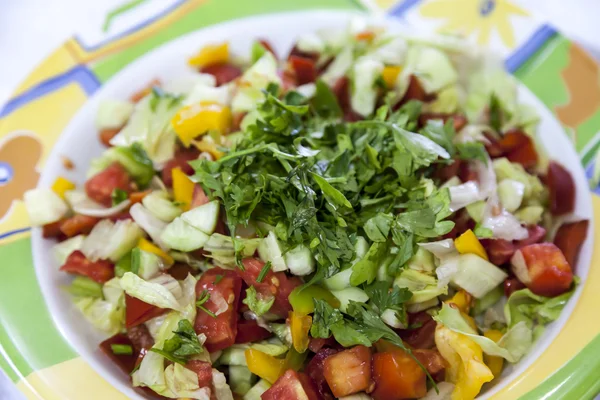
[
  {"xmin": 64, "ymin": 190, "xmax": 131, "ymax": 218},
  {"xmin": 449, "ymin": 181, "xmax": 480, "ymax": 212},
  {"xmin": 130, "ymin": 203, "xmax": 168, "ymax": 249}
]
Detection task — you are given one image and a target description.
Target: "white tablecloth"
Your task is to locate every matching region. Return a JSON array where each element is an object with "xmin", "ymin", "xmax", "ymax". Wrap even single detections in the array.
[{"xmin": 1, "ymin": 1, "xmax": 599, "ymax": 399}]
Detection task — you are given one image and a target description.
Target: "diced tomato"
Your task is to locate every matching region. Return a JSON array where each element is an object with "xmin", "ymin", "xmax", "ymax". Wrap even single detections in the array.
[
  {"xmin": 485, "ymin": 130, "xmax": 538, "ymax": 168},
  {"xmin": 332, "ymin": 77, "xmax": 350, "ymax": 111},
  {"xmin": 166, "ymin": 263, "xmax": 196, "ymax": 280},
  {"xmin": 289, "ymin": 55, "xmax": 317, "ymax": 85},
  {"xmin": 506, "ymin": 139, "xmax": 538, "ymax": 169},
  {"xmin": 413, "ymin": 348, "xmax": 446, "ymax": 381},
  {"xmin": 441, "ymin": 210, "xmax": 475, "ymax": 240},
  {"xmin": 459, "ymin": 161, "xmax": 479, "ymax": 182},
  {"xmin": 481, "ymin": 239, "xmax": 514, "ymax": 265},
  {"xmin": 239, "ymin": 258, "xmax": 301, "ymax": 317},
  {"xmin": 399, "ymin": 312, "xmax": 436, "ymax": 349},
  {"xmin": 503, "ymin": 277, "xmax": 526, "ymax": 297},
  {"xmin": 235, "ymin": 319, "xmax": 272, "ymax": 344},
  {"xmin": 400, "ymin": 75, "xmax": 435, "ymax": 104},
  {"xmin": 517, "ymin": 225, "xmax": 547, "ymax": 246},
  {"xmin": 85, "ymin": 162, "xmax": 133, "ymax": 207},
  {"xmin": 547, "ymin": 161, "xmax": 576, "ymax": 216},
  {"xmin": 305, "ymin": 348, "xmax": 339, "ymax": 400},
  {"xmin": 194, "ymin": 268, "xmax": 242, "ymax": 352},
  {"xmin": 434, "ymin": 158, "xmax": 461, "ymax": 183},
  {"xmin": 259, "ymin": 39, "xmax": 278, "ymax": 58},
  {"xmin": 99, "ymin": 334, "xmax": 138, "ymax": 375},
  {"xmin": 130, "ymin": 79, "xmax": 161, "ymax": 103},
  {"xmin": 554, "ymin": 220, "xmax": 589, "ymax": 270},
  {"xmin": 161, "ymin": 149, "xmax": 199, "ymax": 187},
  {"xmin": 129, "ymin": 190, "xmax": 151, "ymax": 205},
  {"xmin": 484, "ymin": 133, "xmax": 505, "ymax": 158},
  {"xmin": 323, "ymin": 345, "xmax": 371, "ymax": 398},
  {"xmin": 262, "ymin": 369, "xmax": 321, "ymax": 400},
  {"xmin": 371, "ymin": 349, "xmax": 427, "ymax": 400},
  {"xmin": 125, "ymin": 295, "xmax": 167, "ymax": 329},
  {"xmin": 60, "ymin": 214, "xmax": 100, "ymax": 238},
  {"xmin": 308, "ymin": 337, "xmax": 338, "ymax": 353},
  {"xmin": 497, "ymin": 130, "xmax": 529, "ymax": 153},
  {"xmin": 200, "ymin": 63, "xmax": 243, "ymax": 86},
  {"xmin": 511, "ymin": 243, "xmax": 573, "ymax": 297},
  {"xmin": 42, "ymin": 219, "xmax": 65, "ymax": 239},
  {"xmin": 288, "ymin": 45, "xmax": 319, "ymax": 63},
  {"xmin": 185, "ymin": 360, "xmax": 214, "ymax": 389},
  {"xmin": 190, "ymin": 184, "xmax": 210, "ymax": 208},
  {"xmin": 60, "ymin": 251, "xmax": 114, "ymax": 283},
  {"xmin": 126, "ymin": 324, "xmax": 155, "ymax": 353},
  {"xmin": 99, "ymin": 127, "xmax": 122, "ymax": 147}
]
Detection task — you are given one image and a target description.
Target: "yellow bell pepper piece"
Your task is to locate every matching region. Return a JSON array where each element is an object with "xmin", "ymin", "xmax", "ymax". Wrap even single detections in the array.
[
  {"xmin": 290, "ymin": 311, "xmax": 312, "ymax": 353},
  {"xmin": 448, "ymin": 290, "xmax": 473, "ymax": 314},
  {"xmin": 455, "ymin": 229, "xmax": 488, "ymax": 261},
  {"xmin": 171, "ymin": 167, "xmax": 195, "ymax": 211},
  {"xmin": 245, "ymin": 348, "xmax": 286, "ymax": 384},
  {"xmin": 138, "ymin": 237, "xmax": 174, "ymax": 266},
  {"xmin": 188, "ymin": 42, "xmax": 229, "ymax": 68},
  {"xmin": 193, "ymin": 137, "xmax": 224, "ymax": 160},
  {"xmin": 171, "ymin": 102, "xmax": 232, "ymax": 147},
  {"xmin": 382, "ymin": 66, "xmax": 402, "ymax": 89},
  {"xmin": 435, "ymin": 324, "xmax": 494, "ymax": 400},
  {"xmin": 51, "ymin": 177, "xmax": 75, "ymax": 199},
  {"xmin": 483, "ymin": 329, "xmax": 504, "ymax": 378}
]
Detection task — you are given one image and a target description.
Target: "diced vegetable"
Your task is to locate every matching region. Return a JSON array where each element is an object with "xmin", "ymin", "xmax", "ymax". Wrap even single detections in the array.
[
  {"xmin": 53, "ymin": 235, "xmax": 86, "ymax": 265},
  {"xmin": 24, "ymin": 188, "xmax": 69, "ymax": 226},
  {"xmin": 172, "ymin": 166, "xmax": 195, "ymax": 210},
  {"xmin": 547, "ymin": 161, "xmax": 576, "ymax": 216},
  {"xmin": 261, "ymin": 369, "xmax": 320, "ymax": 400},
  {"xmin": 553, "ymin": 220, "xmax": 588, "ymax": 269},
  {"xmin": 244, "ymin": 348, "xmax": 286, "ymax": 384},
  {"xmin": 60, "ymin": 250, "xmax": 114, "ymax": 283},
  {"xmin": 243, "ymin": 379, "xmax": 271, "ymax": 400},
  {"xmin": 371, "ymin": 347, "xmax": 426, "ymax": 400},
  {"xmin": 161, "ymin": 217, "xmax": 209, "ymax": 252},
  {"xmin": 483, "ymin": 329, "xmax": 504, "ymax": 377},
  {"xmin": 189, "ymin": 42, "xmax": 229, "ymax": 68},
  {"xmin": 450, "ymin": 253, "xmax": 507, "ymax": 299},
  {"xmin": 137, "ymin": 237, "xmax": 174, "ymax": 265},
  {"xmin": 290, "ymin": 311, "xmax": 312, "ymax": 353},
  {"xmin": 81, "ymin": 219, "xmax": 143, "ymax": 262},
  {"xmin": 285, "ymin": 244, "xmax": 315, "ymax": 276},
  {"xmin": 229, "ymin": 365, "xmax": 255, "ymax": 395},
  {"xmin": 64, "ymin": 189, "xmax": 131, "ymax": 218},
  {"xmin": 350, "ymin": 58, "xmax": 384, "ymax": 117},
  {"xmin": 498, "ymin": 179, "xmax": 525, "ymax": 213},
  {"xmin": 330, "ymin": 287, "xmax": 369, "ymax": 313},
  {"xmin": 289, "ymin": 285, "xmax": 339, "ymax": 315},
  {"xmin": 67, "ymin": 276, "xmax": 104, "ymax": 298},
  {"xmin": 258, "ymin": 231, "xmax": 287, "ymax": 272},
  {"xmin": 324, "ymin": 345, "xmax": 371, "ymax": 398},
  {"xmin": 181, "ymin": 200, "xmax": 220, "ymax": 234},
  {"xmin": 221, "ymin": 345, "xmax": 249, "ymax": 366},
  {"xmin": 324, "ymin": 268, "xmax": 353, "ymax": 291},
  {"xmin": 171, "ymin": 102, "xmax": 232, "ymax": 147},
  {"xmin": 51, "ymin": 176, "xmax": 76, "ymax": 199},
  {"xmin": 454, "ymin": 229, "xmax": 488, "ymax": 261},
  {"xmin": 96, "ymin": 99, "xmax": 134, "ymax": 130}
]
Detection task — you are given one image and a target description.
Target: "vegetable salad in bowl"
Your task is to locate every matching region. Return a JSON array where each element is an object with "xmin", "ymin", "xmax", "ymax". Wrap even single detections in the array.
[{"xmin": 26, "ymin": 18, "xmax": 589, "ymax": 400}]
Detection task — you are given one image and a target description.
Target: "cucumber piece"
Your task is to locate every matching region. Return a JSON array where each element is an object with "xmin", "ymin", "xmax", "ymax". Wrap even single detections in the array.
[
  {"xmin": 181, "ymin": 200, "xmax": 220, "ymax": 234},
  {"xmin": 67, "ymin": 276, "xmax": 103, "ymax": 298},
  {"xmin": 142, "ymin": 191, "xmax": 182, "ymax": 223},
  {"xmin": 131, "ymin": 248, "xmax": 162, "ymax": 280},
  {"xmin": 160, "ymin": 217, "xmax": 209, "ymax": 252},
  {"xmin": 394, "ymin": 270, "xmax": 446, "ymax": 304},
  {"xmin": 324, "ymin": 267, "xmax": 353, "ymax": 290},
  {"xmin": 498, "ymin": 179, "xmax": 525, "ymax": 213},
  {"xmin": 243, "ymin": 379, "xmax": 271, "ymax": 400},
  {"xmin": 466, "ymin": 200, "xmax": 485, "ymax": 224},
  {"xmin": 381, "ymin": 309, "xmax": 405, "ymax": 329},
  {"xmin": 285, "ymin": 244, "xmax": 315, "ymax": 276},
  {"xmin": 230, "ymin": 365, "xmax": 256, "ymax": 395},
  {"xmin": 406, "ymin": 247, "xmax": 435, "ymax": 274},
  {"xmin": 219, "ymin": 345, "xmax": 248, "ymax": 366},
  {"xmin": 102, "ymin": 277, "xmax": 123, "ymax": 305},
  {"xmin": 331, "ymin": 287, "xmax": 369, "ymax": 313},
  {"xmin": 258, "ymin": 231, "xmax": 287, "ymax": 272},
  {"xmin": 450, "ymin": 253, "xmax": 508, "ymax": 299},
  {"xmin": 515, "ymin": 205, "xmax": 544, "ymax": 225}
]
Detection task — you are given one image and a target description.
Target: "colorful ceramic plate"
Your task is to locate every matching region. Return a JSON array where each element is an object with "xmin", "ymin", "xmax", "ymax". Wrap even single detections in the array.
[{"xmin": 2, "ymin": 1, "xmax": 600, "ymax": 399}]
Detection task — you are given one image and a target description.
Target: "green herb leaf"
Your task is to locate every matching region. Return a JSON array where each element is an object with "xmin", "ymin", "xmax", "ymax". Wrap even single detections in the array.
[
  {"xmin": 256, "ymin": 261, "xmax": 272, "ymax": 283},
  {"xmin": 150, "ymin": 319, "xmax": 203, "ymax": 364},
  {"xmin": 364, "ymin": 213, "xmax": 393, "ymax": 242},
  {"xmin": 243, "ymin": 286, "xmax": 275, "ymax": 316},
  {"xmin": 312, "ymin": 80, "xmax": 343, "ymax": 118},
  {"xmin": 311, "ymin": 172, "xmax": 352, "ymax": 210},
  {"xmin": 456, "ymin": 141, "xmax": 489, "ymax": 165},
  {"xmin": 111, "ymin": 188, "xmax": 129, "ymax": 206}
]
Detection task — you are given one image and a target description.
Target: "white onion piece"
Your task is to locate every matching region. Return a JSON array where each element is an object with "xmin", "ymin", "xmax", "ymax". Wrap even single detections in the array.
[
  {"xmin": 64, "ymin": 189, "xmax": 131, "ymax": 218},
  {"xmin": 449, "ymin": 181, "xmax": 480, "ymax": 212},
  {"xmin": 210, "ymin": 290, "xmax": 229, "ymax": 316},
  {"xmin": 130, "ymin": 203, "xmax": 168, "ymax": 249},
  {"xmin": 418, "ymin": 239, "xmax": 457, "ymax": 259}
]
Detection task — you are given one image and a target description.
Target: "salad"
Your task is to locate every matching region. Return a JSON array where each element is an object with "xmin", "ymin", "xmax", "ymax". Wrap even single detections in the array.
[{"xmin": 26, "ymin": 19, "xmax": 589, "ymax": 400}]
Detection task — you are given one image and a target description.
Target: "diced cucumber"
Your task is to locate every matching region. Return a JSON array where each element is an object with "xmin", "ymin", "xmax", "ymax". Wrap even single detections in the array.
[
  {"xmin": 243, "ymin": 379, "xmax": 271, "ymax": 400},
  {"xmin": 498, "ymin": 179, "xmax": 525, "ymax": 213},
  {"xmin": 160, "ymin": 217, "xmax": 209, "ymax": 251},
  {"xmin": 515, "ymin": 205, "xmax": 544, "ymax": 225},
  {"xmin": 142, "ymin": 191, "xmax": 182, "ymax": 222},
  {"xmin": 466, "ymin": 200, "xmax": 485, "ymax": 224},
  {"xmin": 131, "ymin": 248, "xmax": 162, "ymax": 280},
  {"xmin": 181, "ymin": 200, "xmax": 220, "ymax": 234},
  {"xmin": 406, "ymin": 247, "xmax": 435, "ymax": 274},
  {"xmin": 285, "ymin": 244, "xmax": 315, "ymax": 276},
  {"xmin": 381, "ymin": 309, "xmax": 405, "ymax": 329},
  {"xmin": 331, "ymin": 287, "xmax": 369, "ymax": 312},
  {"xmin": 450, "ymin": 253, "xmax": 508, "ymax": 298},
  {"xmin": 102, "ymin": 277, "xmax": 123, "ymax": 305},
  {"xmin": 230, "ymin": 365, "xmax": 256, "ymax": 395},
  {"xmin": 67, "ymin": 276, "xmax": 103, "ymax": 298},
  {"xmin": 258, "ymin": 231, "xmax": 287, "ymax": 272},
  {"xmin": 219, "ymin": 345, "xmax": 248, "ymax": 366},
  {"xmin": 324, "ymin": 267, "xmax": 353, "ymax": 290}
]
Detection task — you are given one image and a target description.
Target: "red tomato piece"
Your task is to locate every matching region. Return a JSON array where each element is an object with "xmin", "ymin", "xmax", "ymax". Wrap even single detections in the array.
[
  {"xmin": 308, "ymin": 337, "xmax": 338, "ymax": 353},
  {"xmin": 399, "ymin": 312, "xmax": 437, "ymax": 349},
  {"xmin": 60, "ymin": 214, "xmax": 100, "ymax": 238},
  {"xmin": 371, "ymin": 349, "xmax": 427, "ymax": 400},
  {"xmin": 288, "ymin": 45, "xmax": 319, "ymax": 63},
  {"xmin": 259, "ymin": 39, "xmax": 278, "ymax": 58},
  {"xmin": 554, "ymin": 220, "xmax": 589, "ymax": 270},
  {"xmin": 126, "ymin": 324, "xmax": 155, "ymax": 353},
  {"xmin": 185, "ymin": 360, "xmax": 214, "ymax": 389},
  {"xmin": 434, "ymin": 158, "xmax": 461, "ymax": 183},
  {"xmin": 60, "ymin": 251, "xmax": 114, "ymax": 283},
  {"xmin": 161, "ymin": 149, "xmax": 199, "ymax": 187},
  {"xmin": 166, "ymin": 263, "xmax": 197, "ymax": 280},
  {"xmin": 517, "ymin": 225, "xmax": 547, "ymax": 247},
  {"xmin": 129, "ymin": 190, "xmax": 151, "ymax": 205},
  {"xmin": 483, "ymin": 133, "xmax": 505, "ymax": 158},
  {"xmin": 506, "ymin": 139, "xmax": 538, "ymax": 169},
  {"xmin": 289, "ymin": 55, "xmax": 318, "ymax": 85},
  {"xmin": 42, "ymin": 219, "xmax": 65, "ymax": 239},
  {"xmin": 99, "ymin": 334, "xmax": 138, "ymax": 375},
  {"xmin": 305, "ymin": 348, "xmax": 340, "ymax": 400},
  {"xmin": 323, "ymin": 345, "xmax": 371, "ymax": 398},
  {"xmin": 190, "ymin": 184, "xmax": 210, "ymax": 208},
  {"xmin": 130, "ymin": 79, "xmax": 161, "ymax": 103},
  {"xmin": 235, "ymin": 319, "xmax": 272, "ymax": 344},
  {"xmin": 401, "ymin": 75, "xmax": 435, "ymax": 104},
  {"xmin": 459, "ymin": 161, "xmax": 479, "ymax": 182},
  {"xmin": 481, "ymin": 238, "xmax": 515, "ymax": 266},
  {"xmin": 194, "ymin": 268, "xmax": 242, "ymax": 352},
  {"xmin": 200, "ymin": 63, "xmax": 243, "ymax": 86},
  {"xmin": 125, "ymin": 294, "xmax": 167, "ymax": 329},
  {"xmin": 99, "ymin": 127, "xmax": 122, "ymax": 147},
  {"xmin": 547, "ymin": 161, "xmax": 576, "ymax": 216},
  {"xmin": 239, "ymin": 258, "xmax": 301, "ymax": 317},
  {"xmin": 512, "ymin": 243, "xmax": 573, "ymax": 297},
  {"xmin": 413, "ymin": 348, "xmax": 446, "ymax": 381},
  {"xmin": 497, "ymin": 130, "xmax": 529, "ymax": 153},
  {"xmin": 262, "ymin": 369, "xmax": 321, "ymax": 400},
  {"xmin": 332, "ymin": 77, "xmax": 351, "ymax": 112},
  {"xmin": 503, "ymin": 277, "xmax": 526, "ymax": 298},
  {"xmin": 85, "ymin": 162, "xmax": 133, "ymax": 207}
]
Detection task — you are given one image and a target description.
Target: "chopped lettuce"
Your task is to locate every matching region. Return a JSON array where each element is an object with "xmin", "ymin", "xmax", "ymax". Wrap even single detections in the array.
[
  {"xmin": 504, "ymin": 287, "xmax": 576, "ymax": 330},
  {"xmin": 120, "ymin": 272, "xmax": 182, "ymax": 311},
  {"xmin": 96, "ymin": 99, "xmax": 134, "ymax": 130},
  {"xmin": 401, "ymin": 45, "xmax": 458, "ymax": 93},
  {"xmin": 394, "ymin": 269, "xmax": 447, "ymax": 304},
  {"xmin": 350, "ymin": 58, "xmax": 384, "ymax": 117},
  {"xmin": 74, "ymin": 297, "xmax": 124, "ymax": 335},
  {"xmin": 81, "ymin": 219, "xmax": 144, "ymax": 262},
  {"xmin": 88, "ymin": 144, "xmax": 155, "ymax": 187},
  {"xmin": 53, "ymin": 235, "xmax": 86, "ymax": 265},
  {"xmin": 130, "ymin": 203, "xmax": 169, "ymax": 249},
  {"xmin": 493, "ymin": 157, "xmax": 547, "ymax": 206},
  {"xmin": 24, "ymin": 188, "xmax": 69, "ymax": 226},
  {"xmin": 231, "ymin": 52, "xmax": 280, "ymax": 113},
  {"xmin": 243, "ymin": 286, "xmax": 274, "ymax": 317}
]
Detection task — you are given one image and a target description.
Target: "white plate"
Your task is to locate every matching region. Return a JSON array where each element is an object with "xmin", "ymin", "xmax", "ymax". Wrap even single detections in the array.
[{"xmin": 31, "ymin": 10, "xmax": 593, "ymax": 400}]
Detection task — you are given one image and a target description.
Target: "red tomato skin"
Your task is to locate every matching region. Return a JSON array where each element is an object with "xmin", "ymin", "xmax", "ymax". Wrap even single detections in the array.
[
  {"xmin": 85, "ymin": 162, "xmax": 133, "ymax": 207},
  {"xmin": 99, "ymin": 127, "xmax": 122, "ymax": 147},
  {"xmin": 200, "ymin": 63, "xmax": 243, "ymax": 86},
  {"xmin": 398, "ymin": 312, "xmax": 436, "ymax": 349},
  {"xmin": 258, "ymin": 39, "xmax": 278, "ymax": 58},
  {"xmin": 235, "ymin": 319, "xmax": 272, "ymax": 344},
  {"xmin": 308, "ymin": 337, "xmax": 338, "ymax": 353},
  {"xmin": 305, "ymin": 348, "xmax": 340, "ymax": 400},
  {"xmin": 60, "ymin": 250, "xmax": 114, "ymax": 283},
  {"xmin": 547, "ymin": 161, "xmax": 576, "ymax": 216},
  {"xmin": 194, "ymin": 268, "xmax": 242, "ymax": 352},
  {"xmin": 126, "ymin": 324, "xmax": 155, "ymax": 353},
  {"xmin": 185, "ymin": 360, "xmax": 214, "ymax": 388},
  {"xmin": 125, "ymin": 294, "xmax": 167, "ymax": 329},
  {"xmin": 261, "ymin": 369, "xmax": 322, "ymax": 400},
  {"xmin": 60, "ymin": 214, "xmax": 100, "ymax": 238},
  {"xmin": 42, "ymin": 220, "xmax": 65, "ymax": 239},
  {"xmin": 289, "ymin": 55, "xmax": 318, "ymax": 85},
  {"xmin": 518, "ymin": 243, "xmax": 573, "ymax": 297},
  {"xmin": 413, "ymin": 348, "xmax": 446, "ymax": 381},
  {"xmin": 323, "ymin": 345, "xmax": 372, "ymax": 398},
  {"xmin": 371, "ymin": 350, "xmax": 427, "ymax": 400},
  {"xmin": 554, "ymin": 220, "xmax": 589, "ymax": 271},
  {"xmin": 161, "ymin": 149, "xmax": 199, "ymax": 187},
  {"xmin": 99, "ymin": 334, "xmax": 139, "ymax": 375}
]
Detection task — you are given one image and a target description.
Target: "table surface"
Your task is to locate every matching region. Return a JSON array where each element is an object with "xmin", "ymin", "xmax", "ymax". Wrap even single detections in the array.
[{"xmin": 1, "ymin": 0, "xmax": 600, "ymax": 399}]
